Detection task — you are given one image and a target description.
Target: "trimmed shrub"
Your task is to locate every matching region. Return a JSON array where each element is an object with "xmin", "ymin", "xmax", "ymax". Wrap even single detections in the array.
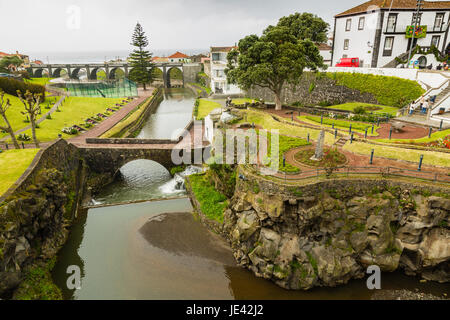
[
  {"xmin": 0, "ymin": 77, "xmax": 46, "ymax": 100},
  {"xmin": 327, "ymin": 72, "xmax": 424, "ymax": 108}
]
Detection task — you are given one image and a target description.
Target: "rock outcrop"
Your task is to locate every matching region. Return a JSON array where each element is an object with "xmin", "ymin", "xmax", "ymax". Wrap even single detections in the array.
[{"xmin": 221, "ymin": 172, "xmax": 450, "ymax": 290}]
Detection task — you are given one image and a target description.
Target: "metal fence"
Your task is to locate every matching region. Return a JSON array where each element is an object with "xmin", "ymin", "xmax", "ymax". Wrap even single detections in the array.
[
  {"xmin": 250, "ymin": 165, "xmax": 450, "ymax": 184},
  {"xmin": 65, "ymin": 78, "xmax": 138, "ymax": 98}
]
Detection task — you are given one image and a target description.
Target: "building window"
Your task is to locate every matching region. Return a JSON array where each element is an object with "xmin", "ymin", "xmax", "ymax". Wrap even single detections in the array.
[
  {"xmin": 383, "ymin": 37, "xmax": 394, "ymax": 56},
  {"xmin": 345, "ymin": 19, "xmax": 352, "ymax": 31},
  {"xmin": 431, "ymin": 35, "xmax": 441, "ymax": 48},
  {"xmin": 412, "ymin": 12, "xmax": 422, "ymax": 25},
  {"xmin": 344, "ymin": 39, "xmax": 349, "ymax": 50},
  {"xmin": 386, "ymin": 14, "xmax": 397, "ymax": 32},
  {"xmin": 358, "ymin": 17, "xmax": 365, "ymax": 30},
  {"xmin": 342, "ymin": 54, "xmax": 348, "ymax": 58},
  {"xmin": 434, "ymin": 13, "xmax": 445, "ymax": 31}
]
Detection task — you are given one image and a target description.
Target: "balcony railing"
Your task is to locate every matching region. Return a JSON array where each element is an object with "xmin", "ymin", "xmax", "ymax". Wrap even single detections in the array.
[{"xmin": 385, "ymin": 24, "xmax": 447, "ymax": 33}]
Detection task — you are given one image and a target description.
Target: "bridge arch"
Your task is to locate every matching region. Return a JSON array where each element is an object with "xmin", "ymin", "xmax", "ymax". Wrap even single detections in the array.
[
  {"xmin": 71, "ymin": 67, "xmax": 88, "ymax": 80},
  {"xmin": 166, "ymin": 66, "xmax": 184, "ymax": 88},
  {"xmin": 33, "ymin": 68, "xmax": 50, "ymax": 78},
  {"xmin": 109, "ymin": 67, "xmax": 126, "ymax": 80},
  {"xmin": 52, "ymin": 68, "xmax": 68, "ymax": 78},
  {"xmin": 89, "ymin": 68, "xmax": 107, "ymax": 80}
]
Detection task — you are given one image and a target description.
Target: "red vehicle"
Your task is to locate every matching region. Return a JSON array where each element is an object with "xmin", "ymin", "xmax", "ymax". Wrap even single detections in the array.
[{"xmin": 336, "ymin": 57, "xmax": 360, "ymax": 67}]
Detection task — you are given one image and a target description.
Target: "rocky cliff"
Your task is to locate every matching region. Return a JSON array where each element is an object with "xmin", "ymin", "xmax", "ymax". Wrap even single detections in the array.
[
  {"xmin": 0, "ymin": 140, "xmax": 86, "ymax": 298},
  {"xmin": 219, "ymin": 171, "xmax": 449, "ymax": 290}
]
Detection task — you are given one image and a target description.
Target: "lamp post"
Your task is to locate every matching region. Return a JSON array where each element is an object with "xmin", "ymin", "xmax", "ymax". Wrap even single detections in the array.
[{"xmin": 407, "ymin": 0, "xmax": 425, "ymax": 67}]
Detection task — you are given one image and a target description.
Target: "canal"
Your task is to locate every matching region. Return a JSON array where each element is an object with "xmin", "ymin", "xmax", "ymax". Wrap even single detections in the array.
[{"xmin": 51, "ymin": 88, "xmax": 450, "ymax": 300}]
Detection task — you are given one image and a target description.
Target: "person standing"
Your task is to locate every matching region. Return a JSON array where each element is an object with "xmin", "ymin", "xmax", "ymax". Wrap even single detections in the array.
[{"xmin": 422, "ymin": 99, "xmax": 429, "ymax": 114}]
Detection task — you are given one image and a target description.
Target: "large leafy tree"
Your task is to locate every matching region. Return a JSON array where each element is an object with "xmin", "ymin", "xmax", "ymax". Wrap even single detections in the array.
[
  {"xmin": 226, "ymin": 13, "xmax": 327, "ymax": 110},
  {"xmin": 128, "ymin": 22, "xmax": 154, "ymax": 90},
  {"xmin": 271, "ymin": 12, "xmax": 329, "ymax": 43}
]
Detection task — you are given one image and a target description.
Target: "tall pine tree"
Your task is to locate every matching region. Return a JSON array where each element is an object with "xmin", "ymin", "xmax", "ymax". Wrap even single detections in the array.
[{"xmin": 128, "ymin": 22, "xmax": 154, "ymax": 90}]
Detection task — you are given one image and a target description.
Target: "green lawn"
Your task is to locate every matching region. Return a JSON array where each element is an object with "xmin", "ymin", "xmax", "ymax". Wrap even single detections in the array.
[
  {"xmin": 324, "ymin": 102, "xmax": 399, "ymax": 116},
  {"xmin": 0, "ymin": 93, "xmax": 61, "ymax": 139},
  {"xmin": 24, "ymin": 78, "xmax": 54, "ymax": 86},
  {"xmin": 188, "ymin": 174, "xmax": 228, "ymax": 223},
  {"xmin": 233, "ymin": 98, "xmax": 255, "ymax": 105},
  {"xmin": 5, "ymin": 96, "xmax": 121, "ymax": 142},
  {"xmin": 272, "ymin": 134, "xmax": 310, "ymax": 173},
  {"xmin": 242, "ymin": 109, "xmax": 338, "ymax": 146},
  {"xmin": 196, "ymin": 99, "xmax": 222, "ymax": 120},
  {"xmin": 190, "ymin": 83, "xmax": 212, "ymax": 95},
  {"xmin": 343, "ymin": 141, "xmax": 450, "ymax": 168},
  {"xmin": 299, "ymin": 115, "xmax": 380, "ymax": 136},
  {"xmin": 0, "ymin": 149, "xmax": 39, "ymax": 195}
]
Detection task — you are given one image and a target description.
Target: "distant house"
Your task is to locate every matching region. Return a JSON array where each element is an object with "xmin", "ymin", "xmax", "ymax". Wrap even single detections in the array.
[
  {"xmin": 210, "ymin": 46, "xmax": 242, "ymax": 95},
  {"xmin": 152, "ymin": 56, "xmax": 169, "ymax": 63},
  {"xmin": 190, "ymin": 54, "xmax": 207, "ymax": 63},
  {"xmin": 317, "ymin": 43, "xmax": 333, "ymax": 66},
  {"xmin": 32, "ymin": 60, "xmax": 44, "ymax": 65},
  {"xmin": 168, "ymin": 51, "xmax": 191, "ymax": 63},
  {"xmin": 0, "ymin": 51, "xmax": 30, "ymax": 68}
]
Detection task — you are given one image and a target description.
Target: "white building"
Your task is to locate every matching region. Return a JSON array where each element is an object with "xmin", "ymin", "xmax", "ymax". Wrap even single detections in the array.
[
  {"xmin": 210, "ymin": 46, "xmax": 242, "ymax": 95},
  {"xmin": 331, "ymin": 0, "xmax": 450, "ymax": 68},
  {"xmin": 318, "ymin": 43, "xmax": 333, "ymax": 66}
]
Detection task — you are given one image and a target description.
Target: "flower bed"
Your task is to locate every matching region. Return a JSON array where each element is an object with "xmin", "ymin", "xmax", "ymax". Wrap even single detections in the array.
[{"xmin": 294, "ymin": 147, "xmax": 347, "ymax": 168}]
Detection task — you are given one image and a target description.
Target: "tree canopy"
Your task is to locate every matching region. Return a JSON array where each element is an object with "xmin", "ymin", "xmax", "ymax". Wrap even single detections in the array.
[
  {"xmin": 0, "ymin": 56, "xmax": 23, "ymax": 73},
  {"xmin": 128, "ymin": 22, "xmax": 154, "ymax": 90},
  {"xmin": 226, "ymin": 12, "xmax": 327, "ymax": 110}
]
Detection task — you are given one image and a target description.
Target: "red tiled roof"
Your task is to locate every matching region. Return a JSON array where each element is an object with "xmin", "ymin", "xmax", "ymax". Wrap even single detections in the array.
[
  {"xmin": 168, "ymin": 51, "xmax": 189, "ymax": 59},
  {"xmin": 336, "ymin": 0, "xmax": 450, "ymax": 17},
  {"xmin": 0, "ymin": 52, "xmax": 10, "ymax": 56}
]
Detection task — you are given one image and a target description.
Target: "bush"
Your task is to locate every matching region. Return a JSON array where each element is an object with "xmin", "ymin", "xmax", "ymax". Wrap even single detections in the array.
[
  {"xmin": 0, "ymin": 77, "xmax": 46, "ymax": 100},
  {"xmin": 353, "ymin": 106, "xmax": 366, "ymax": 114},
  {"xmin": 17, "ymin": 133, "xmax": 31, "ymax": 141},
  {"xmin": 327, "ymin": 72, "xmax": 424, "ymax": 107}
]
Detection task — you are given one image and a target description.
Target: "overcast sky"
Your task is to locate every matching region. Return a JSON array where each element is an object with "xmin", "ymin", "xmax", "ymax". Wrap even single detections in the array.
[{"xmin": 0, "ymin": 0, "xmax": 372, "ymax": 54}]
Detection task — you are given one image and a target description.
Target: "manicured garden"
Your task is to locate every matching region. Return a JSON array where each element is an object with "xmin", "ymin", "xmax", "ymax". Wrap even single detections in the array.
[
  {"xmin": 343, "ymin": 141, "xmax": 450, "ymax": 168},
  {"xmin": 194, "ymin": 99, "xmax": 222, "ymax": 120},
  {"xmin": 271, "ymin": 133, "xmax": 310, "ymax": 173},
  {"xmin": 294, "ymin": 147, "xmax": 347, "ymax": 167},
  {"xmin": 0, "ymin": 93, "xmax": 60, "ymax": 139},
  {"xmin": 0, "ymin": 148, "xmax": 39, "ymax": 195},
  {"xmin": 326, "ymin": 72, "xmax": 424, "ymax": 107},
  {"xmin": 375, "ymin": 129, "xmax": 450, "ymax": 150},
  {"xmin": 188, "ymin": 173, "xmax": 228, "ymax": 223},
  {"xmin": 298, "ymin": 115, "xmax": 380, "ymax": 135},
  {"xmin": 324, "ymin": 102, "xmax": 399, "ymax": 117},
  {"xmin": 7, "ymin": 96, "xmax": 122, "ymax": 142},
  {"xmin": 232, "ymin": 98, "xmax": 254, "ymax": 105}
]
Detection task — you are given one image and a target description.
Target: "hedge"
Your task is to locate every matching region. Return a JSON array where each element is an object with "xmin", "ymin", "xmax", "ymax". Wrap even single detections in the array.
[
  {"xmin": 0, "ymin": 77, "xmax": 46, "ymax": 100},
  {"xmin": 327, "ymin": 72, "xmax": 424, "ymax": 108}
]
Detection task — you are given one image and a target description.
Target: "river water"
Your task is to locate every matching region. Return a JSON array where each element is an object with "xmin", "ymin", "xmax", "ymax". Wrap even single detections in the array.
[{"xmin": 51, "ymin": 89, "xmax": 449, "ymax": 300}]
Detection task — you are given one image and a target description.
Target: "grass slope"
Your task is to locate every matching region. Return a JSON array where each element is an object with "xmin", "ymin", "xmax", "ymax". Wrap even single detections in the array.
[
  {"xmin": 0, "ymin": 148, "xmax": 39, "ymax": 195},
  {"xmin": 196, "ymin": 99, "xmax": 222, "ymax": 120}
]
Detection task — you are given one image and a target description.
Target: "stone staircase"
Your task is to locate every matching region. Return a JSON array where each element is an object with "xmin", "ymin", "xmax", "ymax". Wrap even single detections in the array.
[{"xmin": 335, "ymin": 137, "xmax": 349, "ymax": 148}]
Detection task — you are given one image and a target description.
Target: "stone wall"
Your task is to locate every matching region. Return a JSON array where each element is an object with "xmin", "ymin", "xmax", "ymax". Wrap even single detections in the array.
[
  {"xmin": 196, "ymin": 167, "xmax": 450, "ymax": 290},
  {"xmin": 246, "ymin": 72, "xmax": 378, "ymax": 106},
  {"xmin": 183, "ymin": 64, "xmax": 203, "ymax": 85},
  {"xmin": 0, "ymin": 140, "xmax": 87, "ymax": 298}
]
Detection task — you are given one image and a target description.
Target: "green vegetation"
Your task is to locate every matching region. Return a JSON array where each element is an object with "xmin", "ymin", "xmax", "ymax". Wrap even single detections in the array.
[
  {"xmin": 232, "ymin": 98, "xmax": 254, "ymax": 105},
  {"xmin": 242, "ymin": 109, "xmax": 337, "ymax": 145},
  {"xmin": 327, "ymin": 72, "xmax": 424, "ymax": 107},
  {"xmin": 0, "ymin": 149, "xmax": 39, "ymax": 195},
  {"xmin": 294, "ymin": 147, "xmax": 347, "ymax": 167},
  {"xmin": 324, "ymin": 102, "xmax": 399, "ymax": 116},
  {"xmin": 0, "ymin": 76, "xmax": 46, "ymax": 100},
  {"xmin": 274, "ymin": 133, "xmax": 310, "ymax": 173},
  {"xmin": 306, "ymin": 251, "xmax": 318, "ymax": 276},
  {"xmin": 189, "ymin": 174, "xmax": 228, "ymax": 223},
  {"xmin": 227, "ymin": 12, "xmax": 327, "ymax": 110},
  {"xmin": 170, "ymin": 165, "xmax": 186, "ymax": 176},
  {"xmin": 14, "ymin": 258, "xmax": 62, "ymax": 300},
  {"xmin": 299, "ymin": 115, "xmax": 380, "ymax": 135},
  {"xmin": 190, "ymin": 82, "xmax": 212, "ymax": 95},
  {"xmin": 195, "ymin": 99, "xmax": 221, "ymax": 120},
  {"xmin": 8, "ymin": 96, "xmax": 121, "ymax": 142},
  {"xmin": 101, "ymin": 95, "xmax": 155, "ymax": 138},
  {"xmin": 343, "ymin": 141, "xmax": 450, "ymax": 168},
  {"xmin": 24, "ymin": 77, "xmax": 54, "ymax": 86},
  {"xmin": 0, "ymin": 92, "xmax": 60, "ymax": 139},
  {"xmin": 128, "ymin": 22, "xmax": 154, "ymax": 90}
]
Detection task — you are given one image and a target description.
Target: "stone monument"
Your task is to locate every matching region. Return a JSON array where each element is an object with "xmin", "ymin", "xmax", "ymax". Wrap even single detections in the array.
[{"xmin": 310, "ymin": 130, "xmax": 325, "ymax": 161}]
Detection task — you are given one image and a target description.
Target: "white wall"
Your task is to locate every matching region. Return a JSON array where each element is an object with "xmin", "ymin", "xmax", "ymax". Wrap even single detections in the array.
[{"xmin": 333, "ymin": 12, "xmax": 379, "ymax": 67}]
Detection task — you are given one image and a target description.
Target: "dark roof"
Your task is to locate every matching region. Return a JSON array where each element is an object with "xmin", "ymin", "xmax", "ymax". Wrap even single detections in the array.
[
  {"xmin": 336, "ymin": 0, "xmax": 450, "ymax": 17},
  {"xmin": 317, "ymin": 43, "xmax": 332, "ymax": 50}
]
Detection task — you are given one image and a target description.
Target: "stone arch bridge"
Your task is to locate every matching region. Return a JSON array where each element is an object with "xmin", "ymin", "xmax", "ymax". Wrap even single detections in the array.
[
  {"xmin": 77, "ymin": 140, "xmax": 210, "ymax": 186},
  {"xmin": 29, "ymin": 63, "xmax": 202, "ymax": 88}
]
